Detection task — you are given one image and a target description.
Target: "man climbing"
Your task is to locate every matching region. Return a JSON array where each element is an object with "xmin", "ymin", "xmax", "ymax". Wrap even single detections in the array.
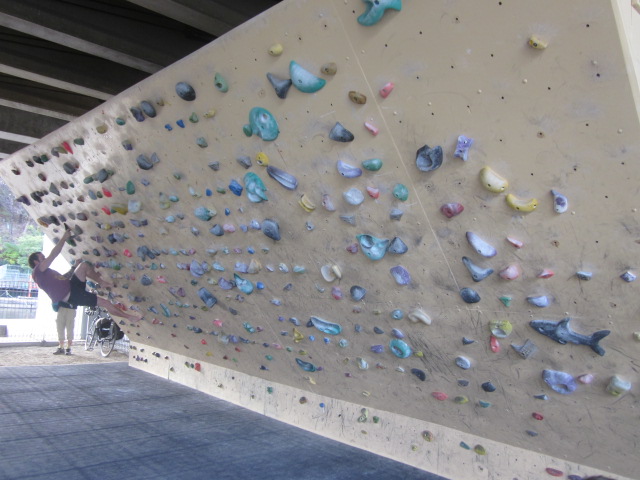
[{"xmin": 28, "ymin": 229, "xmax": 141, "ymax": 323}]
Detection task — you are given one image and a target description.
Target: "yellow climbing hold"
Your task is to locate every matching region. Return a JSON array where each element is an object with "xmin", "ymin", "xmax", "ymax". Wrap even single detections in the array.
[
  {"xmin": 506, "ymin": 193, "xmax": 538, "ymax": 212},
  {"xmin": 298, "ymin": 193, "xmax": 316, "ymax": 212},
  {"xmin": 256, "ymin": 152, "xmax": 270, "ymax": 166},
  {"xmin": 479, "ymin": 166, "xmax": 509, "ymax": 193},
  {"xmin": 293, "ymin": 328, "xmax": 304, "ymax": 343},
  {"xmin": 528, "ymin": 35, "xmax": 548, "ymax": 49},
  {"xmin": 268, "ymin": 43, "xmax": 283, "ymax": 56},
  {"xmin": 203, "ymin": 109, "xmax": 216, "ymax": 118}
]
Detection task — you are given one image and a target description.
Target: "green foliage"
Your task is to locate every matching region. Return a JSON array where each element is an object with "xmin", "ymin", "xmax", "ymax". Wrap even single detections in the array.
[{"xmin": 0, "ymin": 226, "xmax": 43, "ymax": 267}]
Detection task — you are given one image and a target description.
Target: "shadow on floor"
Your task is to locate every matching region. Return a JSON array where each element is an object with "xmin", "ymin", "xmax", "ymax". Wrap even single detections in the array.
[{"xmin": 0, "ymin": 363, "xmax": 448, "ymax": 480}]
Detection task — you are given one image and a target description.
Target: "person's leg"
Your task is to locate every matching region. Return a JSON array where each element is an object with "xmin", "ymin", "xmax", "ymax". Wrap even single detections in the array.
[
  {"xmin": 55, "ymin": 310, "xmax": 66, "ymax": 354},
  {"xmin": 96, "ymin": 297, "xmax": 141, "ymax": 322},
  {"xmin": 72, "ymin": 262, "xmax": 113, "ymax": 288},
  {"xmin": 65, "ymin": 309, "xmax": 75, "ymax": 350}
]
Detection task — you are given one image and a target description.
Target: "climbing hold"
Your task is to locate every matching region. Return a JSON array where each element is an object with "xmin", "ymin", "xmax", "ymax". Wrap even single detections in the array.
[
  {"xmin": 357, "ymin": 408, "xmax": 369, "ymax": 422},
  {"xmin": 296, "ymin": 358, "xmax": 317, "ymax": 372},
  {"xmin": 379, "ymin": 82, "xmax": 394, "ymax": 98},
  {"xmin": 140, "ymin": 100, "xmax": 156, "ymax": 118},
  {"xmin": 543, "ymin": 369, "xmax": 577, "ymax": 394},
  {"xmin": 532, "ymin": 412, "xmax": 544, "ymax": 420},
  {"xmin": 481, "ymin": 381, "xmax": 496, "ymax": 392},
  {"xmin": 454, "ymin": 396, "xmax": 469, "ymax": 405},
  {"xmin": 490, "ymin": 335, "xmax": 501, "ymax": 353},
  {"xmin": 498, "ymin": 263, "xmax": 522, "ymax": 280},
  {"xmin": 214, "ymin": 73, "xmax": 229, "ymax": 92},
  {"xmin": 244, "ymin": 172, "xmax": 268, "ymax": 203},
  {"xmin": 136, "ymin": 154, "xmax": 155, "ymax": 170},
  {"xmin": 408, "ymin": 308, "xmax": 431, "ymax": 325},
  {"xmin": 537, "ymin": 269, "xmax": 554, "ymax": 279},
  {"xmin": 462, "ymin": 256, "xmax": 494, "ymax": 282},
  {"xmin": 262, "ymin": 218, "xmax": 281, "ymax": 241},
  {"xmin": 370, "ymin": 344, "xmax": 384, "ymax": 353},
  {"xmin": 620, "ymin": 270, "xmax": 637, "ymax": 282},
  {"xmin": 466, "ymin": 232, "xmax": 497, "ymax": 257},
  {"xmin": 510, "ymin": 339, "xmax": 537, "ymax": 359},
  {"xmin": 266, "ymin": 73, "xmax": 292, "ymax": 99},
  {"xmin": 331, "ymin": 286, "xmax": 343, "ymax": 300},
  {"xmin": 244, "ymin": 107, "xmax": 279, "ymax": 141},
  {"xmin": 455, "ymin": 356, "xmax": 472, "ymax": 370},
  {"xmin": 490, "ymin": 320, "xmax": 512, "ymax": 338},
  {"xmin": 421, "ymin": 430, "xmax": 434, "ymax": 442},
  {"xmin": 411, "ymin": 368, "xmax": 426, "ymax": 381},
  {"xmin": 387, "ymin": 237, "xmax": 408, "ymax": 254},
  {"xmin": 391, "ymin": 309, "xmax": 404, "ymax": 320},
  {"xmin": 350, "ymin": 285, "xmax": 366, "ymax": 301},
  {"xmin": 478, "ymin": 400, "xmax": 492, "ymax": 408},
  {"xmin": 229, "ymin": 179, "xmax": 243, "ymax": 196},
  {"xmin": 506, "ymin": 236, "xmax": 524, "ymax": 248},
  {"xmin": 550, "ymin": 189, "xmax": 568, "ymax": 213},
  {"xmin": 348, "ymin": 91, "xmax": 367, "ymax": 104},
  {"xmin": 431, "ymin": 392, "xmax": 448, "ymax": 401},
  {"xmin": 343, "ymin": 188, "xmax": 365, "ymax": 206},
  {"xmin": 362, "ymin": 158, "xmax": 383, "ymax": 171},
  {"xmin": 194, "ymin": 206, "xmax": 216, "ymax": 221},
  {"xmin": 310, "ymin": 316, "xmax": 342, "ymax": 335},
  {"xmin": 189, "ymin": 112, "xmax": 198, "ymax": 123},
  {"xmin": 237, "ymin": 156, "xmax": 252, "ymax": 169},
  {"xmin": 356, "ymin": 234, "xmax": 390, "ymax": 261},
  {"xmin": 606, "ymin": 375, "xmax": 631, "ymax": 396},
  {"xmin": 266, "ymin": 165, "xmax": 298, "ymax": 190},
  {"xmin": 329, "ymin": 122, "xmax": 354, "ymax": 142},
  {"xmin": 290, "ymin": 60, "xmax": 326, "ymax": 93},
  {"xmin": 234, "ymin": 274, "xmax": 254, "ymax": 294},
  {"xmin": 460, "ymin": 287, "xmax": 481, "ymax": 304},
  {"xmin": 441, "ymin": 202, "xmax": 464, "ymax": 218},
  {"xmin": 390, "ymin": 265, "xmax": 411, "ymax": 285},
  {"xmin": 389, "ymin": 208, "xmax": 403, "ymax": 220},
  {"xmin": 576, "ymin": 271, "xmax": 593, "ymax": 281},
  {"xmin": 528, "ymin": 34, "xmax": 548, "ymax": 49},
  {"xmin": 366, "ymin": 186, "xmax": 380, "ymax": 199},
  {"xmin": 479, "ymin": 166, "xmax": 509, "ymax": 193},
  {"xmin": 391, "ymin": 328, "xmax": 405, "ymax": 339},
  {"xmin": 527, "ymin": 295, "xmax": 552, "ymax": 308},
  {"xmin": 336, "ymin": 159, "xmax": 362, "ymax": 178},
  {"xmin": 357, "ymin": 0, "xmax": 402, "ymax": 26},
  {"xmin": 198, "ymin": 288, "xmax": 217, "ymax": 308},
  {"xmin": 268, "ymin": 43, "xmax": 283, "ymax": 56},
  {"xmin": 529, "ymin": 318, "xmax": 610, "ymax": 355},
  {"xmin": 255, "ymin": 152, "xmax": 269, "ymax": 166},
  {"xmin": 454, "ymin": 135, "xmax": 474, "ymax": 161},
  {"xmin": 130, "ymin": 106, "xmax": 145, "ymax": 122},
  {"xmin": 393, "ymin": 183, "xmax": 409, "ymax": 201},
  {"xmin": 415, "ymin": 144, "xmax": 443, "ymax": 172},
  {"xmin": 364, "ymin": 121, "xmax": 379, "ymax": 136},
  {"xmin": 176, "ymin": 81, "xmax": 196, "ymax": 100},
  {"xmin": 506, "ymin": 193, "xmax": 538, "ymax": 212},
  {"xmin": 321, "ymin": 62, "xmax": 337, "ymax": 75},
  {"xmin": 298, "ymin": 193, "xmax": 316, "ymax": 212}
]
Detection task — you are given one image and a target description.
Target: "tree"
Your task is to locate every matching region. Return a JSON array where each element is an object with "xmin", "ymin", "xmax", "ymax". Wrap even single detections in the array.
[{"xmin": 0, "ymin": 225, "xmax": 43, "ymax": 267}]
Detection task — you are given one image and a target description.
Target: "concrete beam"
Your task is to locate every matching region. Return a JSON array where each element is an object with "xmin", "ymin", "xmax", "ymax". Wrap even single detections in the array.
[
  {"xmin": 0, "ymin": 0, "xmax": 214, "ymax": 72},
  {"xmin": 0, "ymin": 105, "xmax": 68, "ymax": 138},
  {"xmin": 0, "ymin": 99, "xmax": 77, "ymax": 121},
  {"xmin": 0, "ymin": 26, "xmax": 149, "ymax": 97}
]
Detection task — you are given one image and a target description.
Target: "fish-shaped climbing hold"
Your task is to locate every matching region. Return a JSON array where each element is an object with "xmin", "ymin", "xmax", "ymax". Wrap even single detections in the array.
[
  {"xmin": 479, "ymin": 166, "xmax": 508, "ymax": 193},
  {"xmin": 506, "ymin": 193, "xmax": 538, "ymax": 212},
  {"xmin": 290, "ymin": 60, "xmax": 326, "ymax": 93},
  {"xmin": 550, "ymin": 189, "xmax": 568, "ymax": 213},
  {"xmin": 244, "ymin": 172, "xmax": 268, "ymax": 203},
  {"xmin": 416, "ymin": 144, "xmax": 443, "ymax": 172},
  {"xmin": 357, "ymin": 0, "xmax": 402, "ymax": 26},
  {"xmin": 466, "ymin": 232, "xmax": 497, "ymax": 257},
  {"xmin": 329, "ymin": 122, "xmax": 355, "ymax": 142},
  {"xmin": 529, "ymin": 318, "xmax": 610, "ymax": 356},
  {"xmin": 243, "ymin": 107, "xmax": 279, "ymax": 141},
  {"xmin": 462, "ymin": 256, "xmax": 494, "ymax": 282}
]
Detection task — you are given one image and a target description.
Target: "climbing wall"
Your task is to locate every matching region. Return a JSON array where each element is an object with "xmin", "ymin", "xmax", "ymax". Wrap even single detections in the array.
[{"xmin": 1, "ymin": 1, "xmax": 639, "ymax": 479}]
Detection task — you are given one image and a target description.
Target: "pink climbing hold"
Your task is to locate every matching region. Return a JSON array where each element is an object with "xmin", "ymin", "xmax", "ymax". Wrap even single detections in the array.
[
  {"xmin": 194, "ymin": 362, "xmax": 201, "ymax": 371},
  {"xmin": 346, "ymin": 243, "xmax": 359, "ymax": 254},
  {"xmin": 62, "ymin": 141, "xmax": 73, "ymax": 154},
  {"xmin": 545, "ymin": 467, "xmax": 563, "ymax": 477},
  {"xmin": 102, "ymin": 187, "xmax": 112, "ymax": 197},
  {"xmin": 152, "ymin": 318, "xmax": 160, "ymax": 324},
  {"xmin": 431, "ymin": 392, "xmax": 448, "ymax": 401},
  {"xmin": 123, "ymin": 249, "xmax": 132, "ymax": 257},
  {"xmin": 380, "ymin": 82, "xmax": 395, "ymax": 98},
  {"xmin": 490, "ymin": 335, "xmax": 501, "ymax": 353},
  {"xmin": 156, "ymin": 276, "xmax": 167, "ymax": 283},
  {"xmin": 364, "ymin": 121, "xmax": 379, "ymax": 136},
  {"xmin": 213, "ymin": 319, "xmax": 223, "ymax": 327},
  {"xmin": 537, "ymin": 269, "xmax": 555, "ymax": 279},
  {"xmin": 201, "ymin": 339, "xmax": 207, "ymax": 345},
  {"xmin": 440, "ymin": 202, "xmax": 464, "ymax": 218},
  {"xmin": 532, "ymin": 412, "xmax": 544, "ymax": 420},
  {"xmin": 101, "ymin": 206, "xmax": 111, "ymax": 215},
  {"xmin": 366, "ymin": 186, "xmax": 380, "ymax": 199},
  {"xmin": 506, "ymin": 236, "xmax": 524, "ymax": 248},
  {"xmin": 498, "ymin": 263, "xmax": 522, "ymax": 280},
  {"xmin": 223, "ymin": 223, "xmax": 236, "ymax": 233},
  {"xmin": 331, "ymin": 286, "xmax": 343, "ymax": 300}
]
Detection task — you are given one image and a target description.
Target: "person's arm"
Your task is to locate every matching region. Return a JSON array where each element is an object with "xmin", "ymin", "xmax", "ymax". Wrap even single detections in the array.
[{"xmin": 37, "ymin": 230, "xmax": 72, "ymax": 272}]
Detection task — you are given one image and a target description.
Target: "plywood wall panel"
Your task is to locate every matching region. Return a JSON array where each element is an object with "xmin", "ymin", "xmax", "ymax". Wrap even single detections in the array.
[{"xmin": 2, "ymin": 1, "xmax": 639, "ymax": 479}]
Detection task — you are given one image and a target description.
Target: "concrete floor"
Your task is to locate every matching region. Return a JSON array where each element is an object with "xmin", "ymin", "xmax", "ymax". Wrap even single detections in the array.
[{"xmin": 0, "ymin": 362, "xmax": 447, "ymax": 480}]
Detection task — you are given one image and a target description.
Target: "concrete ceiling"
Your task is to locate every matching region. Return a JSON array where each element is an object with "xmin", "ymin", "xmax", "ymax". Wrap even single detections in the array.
[{"xmin": 0, "ymin": 0, "xmax": 281, "ymax": 159}]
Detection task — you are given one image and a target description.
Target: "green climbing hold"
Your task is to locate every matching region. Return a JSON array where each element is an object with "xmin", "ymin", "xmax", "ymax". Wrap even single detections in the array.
[
  {"xmin": 290, "ymin": 60, "xmax": 326, "ymax": 93},
  {"xmin": 115, "ymin": 117, "xmax": 126, "ymax": 126},
  {"xmin": 474, "ymin": 445, "xmax": 487, "ymax": 455},
  {"xmin": 244, "ymin": 172, "xmax": 268, "ymax": 203},
  {"xmin": 73, "ymin": 138, "xmax": 84, "ymax": 145},
  {"xmin": 196, "ymin": 137, "xmax": 208, "ymax": 148},
  {"xmin": 393, "ymin": 183, "xmax": 409, "ymax": 201},
  {"xmin": 214, "ymin": 72, "xmax": 229, "ymax": 92},
  {"xmin": 357, "ymin": 0, "xmax": 402, "ymax": 26},
  {"xmin": 357, "ymin": 408, "xmax": 369, "ymax": 422},
  {"xmin": 478, "ymin": 400, "xmax": 492, "ymax": 408},
  {"xmin": 499, "ymin": 295, "xmax": 512, "ymax": 307},
  {"xmin": 244, "ymin": 107, "xmax": 279, "ymax": 141},
  {"xmin": 126, "ymin": 181, "xmax": 135, "ymax": 195},
  {"xmin": 362, "ymin": 158, "xmax": 383, "ymax": 171},
  {"xmin": 189, "ymin": 112, "xmax": 199, "ymax": 123}
]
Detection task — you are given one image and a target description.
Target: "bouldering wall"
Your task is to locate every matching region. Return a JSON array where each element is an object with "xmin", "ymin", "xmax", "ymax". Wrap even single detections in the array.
[{"xmin": 1, "ymin": 1, "xmax": 639, "ymax": 479}]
